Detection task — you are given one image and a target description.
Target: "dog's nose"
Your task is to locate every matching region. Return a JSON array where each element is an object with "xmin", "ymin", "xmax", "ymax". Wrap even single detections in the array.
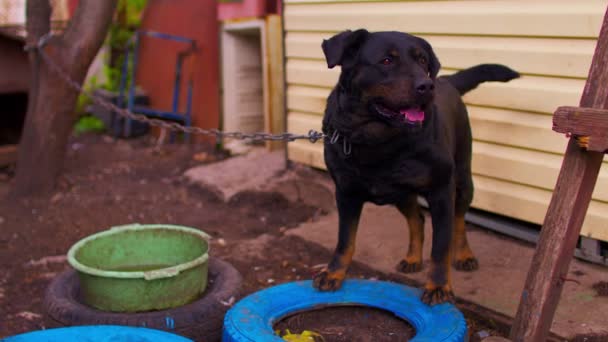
[{"xmin": 415, "ymin": 80, "xmax": 434, "ymax": 95}]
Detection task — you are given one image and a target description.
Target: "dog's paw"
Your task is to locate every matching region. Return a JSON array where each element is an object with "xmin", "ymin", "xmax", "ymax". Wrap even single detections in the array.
[
  {"xmin": 396, "ymin": 259, "xmax": 423, "ymax": 273},
  {"xmin": 421, "ymin": 283, "xmax": 455, "ymax": 305},
  {"xmin": 312, "ymin": 268, "xmax": 345, "ymax": 291},
  {"xmin": 453, "ymin": 257, "xmax": 479, "ymax": 272}
]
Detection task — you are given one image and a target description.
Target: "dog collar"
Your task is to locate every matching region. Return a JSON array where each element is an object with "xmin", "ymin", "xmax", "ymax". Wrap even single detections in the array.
[
  {"xmin": 329, "ymin": 86, "xmax": 353, "ymax": 156},
  {"xmin": 328, "ymin": 130, "xmax": 352, "ymax": 156}
]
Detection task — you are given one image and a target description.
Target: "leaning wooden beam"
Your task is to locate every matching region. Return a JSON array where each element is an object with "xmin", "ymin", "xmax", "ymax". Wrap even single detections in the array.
[{"xmin": 510, "ymin": 6, "xmax": 608, "ymax": 342}]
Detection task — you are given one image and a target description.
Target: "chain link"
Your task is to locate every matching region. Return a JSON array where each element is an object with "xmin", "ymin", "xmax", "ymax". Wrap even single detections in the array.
[{"xmin": 30, "ymin": 33, "xmax": 326, "ymax": 144}]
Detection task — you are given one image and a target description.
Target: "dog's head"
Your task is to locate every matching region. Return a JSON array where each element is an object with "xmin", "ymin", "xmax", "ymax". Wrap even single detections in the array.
[{"xmin": 322, "ymin": 30, "xmax": 440, "ymax": 127}]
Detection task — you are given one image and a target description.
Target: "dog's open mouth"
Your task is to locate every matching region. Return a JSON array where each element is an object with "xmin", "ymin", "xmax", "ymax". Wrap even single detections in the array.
[{"xmin": 373, "ymin": 103, "xmax": 425, "ymax": 125}]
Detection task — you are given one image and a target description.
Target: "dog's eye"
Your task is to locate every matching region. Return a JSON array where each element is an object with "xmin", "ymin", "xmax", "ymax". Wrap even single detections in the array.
[
  {"xmin": 419, "ymin": 56, "xmax": 428, "ymax": 65},
  {"xmin": 380, "ymin": 57, "xmax": 393, "ymax": 65}
]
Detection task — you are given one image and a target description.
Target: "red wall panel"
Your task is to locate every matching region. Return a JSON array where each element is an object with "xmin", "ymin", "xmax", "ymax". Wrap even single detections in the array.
[{"xmin": 136, "ymin": 0, "xmax": 220, "ymax": 143}]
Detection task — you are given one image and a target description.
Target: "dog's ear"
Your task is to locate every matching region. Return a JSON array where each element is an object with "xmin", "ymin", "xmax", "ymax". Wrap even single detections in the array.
[
  {"xmin": 322, "ymin": 29, "xmax": 370, "ymax": 69},
  {"xmin": 416, "ymin": 37, "xmax": 441, "ymax": 79}
]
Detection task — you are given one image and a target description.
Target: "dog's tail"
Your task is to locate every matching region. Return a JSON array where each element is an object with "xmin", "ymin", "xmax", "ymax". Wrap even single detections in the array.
[{"xmin": 442, "ymin": 64, "xmax": 520, "ymax": 95}]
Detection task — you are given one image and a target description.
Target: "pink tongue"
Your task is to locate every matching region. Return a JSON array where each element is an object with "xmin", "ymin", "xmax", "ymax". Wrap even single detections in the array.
[{"xmin": 400, "ymin": 109, "xmax": 425, "ymax": 122}]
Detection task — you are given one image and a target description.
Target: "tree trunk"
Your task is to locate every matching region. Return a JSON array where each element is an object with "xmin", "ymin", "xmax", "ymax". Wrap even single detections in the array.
[{"xmin": 11, "ymin": 0, "xmax": 118, "ymax": 197}]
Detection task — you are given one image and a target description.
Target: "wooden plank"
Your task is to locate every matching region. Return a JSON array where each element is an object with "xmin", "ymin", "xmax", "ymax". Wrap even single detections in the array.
[
  {"xmin": 287, "ymin": 140, "xmax": 326, "ymax": 169},
  {"xmin": 287, "ymin": 111, "xmax": 322, "ymax": 133},
  {"xmin": 468, "ymin": 107, "xmax": 567, "ymax": 154},
  {"xmin": 264, "ymin": 15, "xmax": 286, "ymax": 151},
  {"xmin": 427, "ymin": 35, "xmax": 595, "ymax": 79},
  {"xmin": 510, "ymin": 5, "xmax": 608, "ymax": 341},
  {"xmin": 287, "ymin": 112, "xmax": 325, "ymax": 167},
  {"xmin": 553, "ymin": 106, "xmax": 608, "ymax": 152},
  {"xmin": 284, "ymin": 1, "xmax": 606, "ymax": 38},
  {"xmin": 462, "ymin": 74, "xmax": 584, "ymax": 115},
  {"xmin": 286, "ymin": 59, "xmax": 339, "ymax": 87},
  {"xmin": 472, "ymin": 175, "xmax": 608, "ymax": 242},
  {"xmin": 286, "ymin": 33, "xmax": 596, "ymax": 78},
  {"xmin": 0, "ymin": 144, "xmax": 18, "ymax": 167},
  {"xmin": 472, "ymin": 141, "xmax": 608, "ymax": 202},
  {"xmin": 287, "ymin": 85, "xmax": 329, "ymax": 114}
]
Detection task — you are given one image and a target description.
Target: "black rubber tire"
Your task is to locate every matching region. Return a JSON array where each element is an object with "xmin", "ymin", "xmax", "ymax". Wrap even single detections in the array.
[{"xmin": 44, "ymin": 258, "xmax": 242, "ymax": 342}]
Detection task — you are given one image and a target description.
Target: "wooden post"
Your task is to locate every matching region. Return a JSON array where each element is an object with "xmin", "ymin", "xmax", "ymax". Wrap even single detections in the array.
[
  {"xmin": 264, "ymin": 14, "xmax": 286, "ymax": 151},
  {"xmin": 510, "ymin": 5, "xmax": 608, "ymax": 342}
]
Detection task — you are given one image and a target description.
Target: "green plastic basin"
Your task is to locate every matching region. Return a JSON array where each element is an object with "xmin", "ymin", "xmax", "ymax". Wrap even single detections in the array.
[{"xmin": 67, "ymin": 224, "xmax": 210, "ymax": 312}]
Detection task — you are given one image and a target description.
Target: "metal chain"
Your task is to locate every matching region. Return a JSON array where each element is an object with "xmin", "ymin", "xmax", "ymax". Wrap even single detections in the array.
[{"xmin": 28, "ymin": 33, "xmax": 326, "ymax": 144}]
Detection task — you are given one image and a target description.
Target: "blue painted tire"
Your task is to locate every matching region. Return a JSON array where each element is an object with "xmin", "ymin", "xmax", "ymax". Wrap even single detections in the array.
[
  {"xmin": 222, "ymin": 280, "xmax": 466, "ymax": 342},
  {"xmin": 1, "ymin": 325, "xmax": 192, "ymax": 342}
]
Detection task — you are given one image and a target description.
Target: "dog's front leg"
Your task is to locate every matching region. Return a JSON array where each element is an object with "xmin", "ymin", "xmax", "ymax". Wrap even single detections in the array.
[
  {"xmin": 422, "ymin": 185, "xmax": 456, "ymax": 305},
  {"xmin": 396, "ymin": 196, "xmax": 425, "ymax": 273},
  {"xmin": 313, "ymin": 191, "xmax": 363, "ymax": 291}
]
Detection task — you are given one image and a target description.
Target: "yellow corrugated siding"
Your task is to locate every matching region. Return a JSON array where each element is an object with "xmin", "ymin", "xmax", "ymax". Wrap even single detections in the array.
[
  {"xmin": 284, "ymin": 0, "xmax": 608, "ymax": 242},
  {"xmin": 284, "ymin": 1, "xmax": 605, "ymax": 37},
  {"xmin": 286, "ymin": 33, "xmax": 596, "ymax": 78}
]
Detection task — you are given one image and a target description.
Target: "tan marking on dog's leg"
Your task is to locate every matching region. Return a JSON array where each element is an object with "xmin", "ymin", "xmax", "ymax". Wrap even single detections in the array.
[
  {"xmin": 422, "ymin": 253, "xmax": 455, "ymax": 305},
  {"xmin": 452, "ymin": 214, "xmax": 478, "ymax": 271},
  {"xmin": 396, "ymin": 206, "xmax": 424, "ymax": 273},
  {"xmin": 314, "ymin": 220, "xmax": 359, "ymax": 291}
]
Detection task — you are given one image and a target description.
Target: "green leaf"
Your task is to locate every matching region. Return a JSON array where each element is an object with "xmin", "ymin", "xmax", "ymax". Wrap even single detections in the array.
[{"xmin": 74, "ymin": 116, "xmax": 106, "ymax": 135}]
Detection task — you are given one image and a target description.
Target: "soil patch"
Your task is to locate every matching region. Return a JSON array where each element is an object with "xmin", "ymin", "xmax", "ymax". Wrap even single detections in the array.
[
  {"xmin": 592, "ymin": 281, "xmax": 608, "ymax": 297},
  {"xmin": 0, "ymin": 134, "xmax": 317, "ymax": 340},
  {"xmin": 274, "ymin": 306, "xmax": 416, "ymax": 342},
  {"xmin": 226, "ymin": 190, "xmax": 318, "ymax": 238},
  {"xmin": 571, "ymin": 333, "xmax": 608, "ymax": 342}
]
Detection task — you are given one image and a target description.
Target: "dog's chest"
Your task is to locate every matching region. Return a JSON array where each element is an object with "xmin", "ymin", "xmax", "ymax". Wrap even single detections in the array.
[{"xmin": 331, "ymin": 154, "xmax": 435, "ymax": 204}]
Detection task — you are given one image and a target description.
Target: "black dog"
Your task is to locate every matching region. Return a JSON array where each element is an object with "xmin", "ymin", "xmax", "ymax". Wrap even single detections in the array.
[{"xmin": 312, "ymin": 29, "xmax": 519, "ymax": 305}]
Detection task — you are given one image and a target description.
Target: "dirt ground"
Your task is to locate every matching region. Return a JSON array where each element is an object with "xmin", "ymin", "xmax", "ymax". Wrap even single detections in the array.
[
  {"xmin": 0, "ymin": 134, "xmax": 507, "ymax": 341},
  {"xmin": 274, "ymin": 306, "xmax": 416, "ymax": 341}
]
